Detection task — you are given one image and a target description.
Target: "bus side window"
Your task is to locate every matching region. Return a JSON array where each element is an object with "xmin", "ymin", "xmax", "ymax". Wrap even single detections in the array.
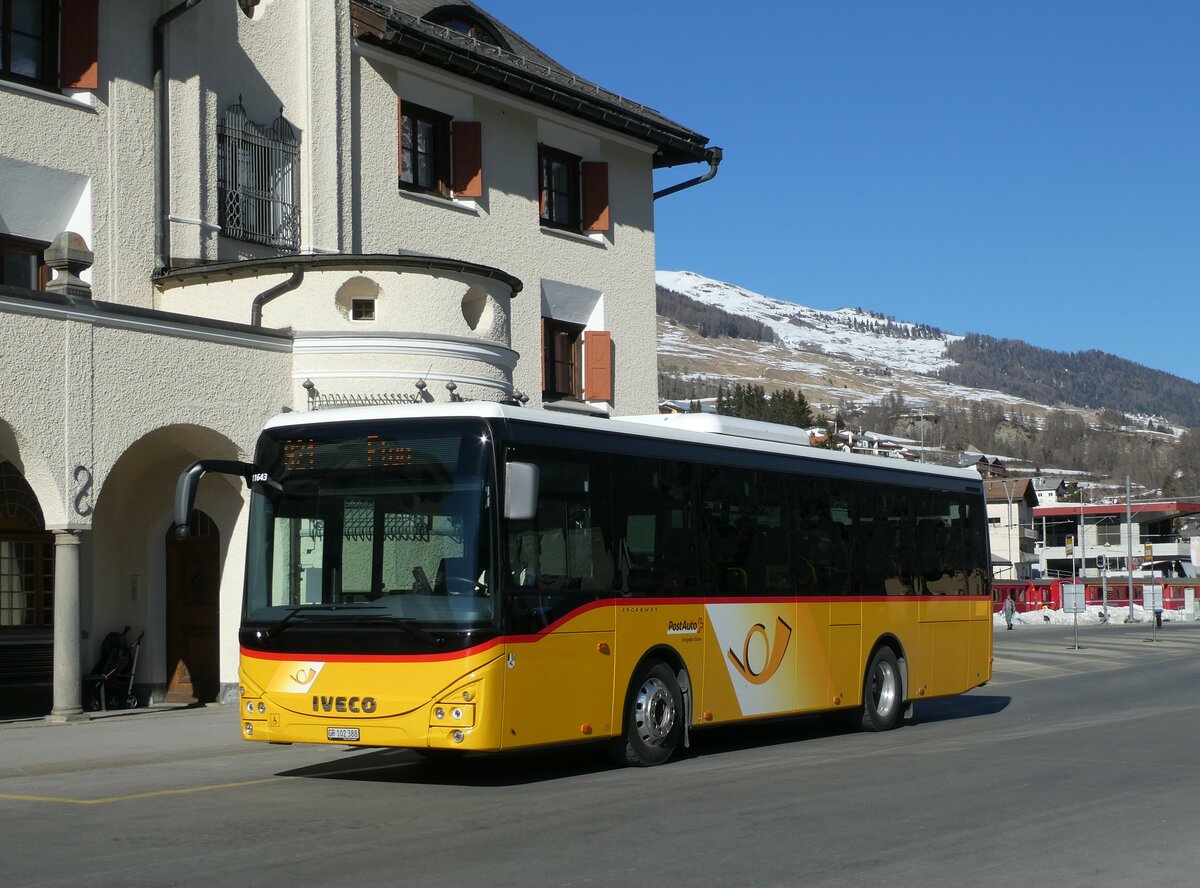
[
  {"xmin": 614, "ymin": 456, "xmax": 701, "ymax": 597},
  {"xmin": 503, "ymin": 446, "xmax": 614, "ymax": 630}
]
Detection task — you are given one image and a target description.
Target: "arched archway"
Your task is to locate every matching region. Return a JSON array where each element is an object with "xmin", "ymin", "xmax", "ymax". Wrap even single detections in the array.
[
  {"xmin": 164, "ymin": 511, "xmax": 221, "ymax": 703},
  {"xmin": 91, "ymin": 423, "xmax": 246, "ymax": 706},
  {"xmin": 0, "ymin": 461, "xmax": 54, "ymax": 716}
]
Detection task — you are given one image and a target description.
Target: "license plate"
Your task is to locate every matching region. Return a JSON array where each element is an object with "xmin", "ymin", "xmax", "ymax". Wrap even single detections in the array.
[{"xmin": 327, "ymin": 727, "xmax": 360, "ymax": 742}]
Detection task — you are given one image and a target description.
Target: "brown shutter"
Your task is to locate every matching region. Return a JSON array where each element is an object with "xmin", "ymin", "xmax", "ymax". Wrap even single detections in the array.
[
  {"xmin": 584, "ymin": 330, "xmax": 613, "ymax": 401},
  {"xmin": 582, "ymin": 162, "xmax": 610, "ymax": 232},
  {"xmin": 452, "ymin": 121, "xmax": 483, "ymax": 198},
  {"xmin": 61, "ymin": 0, "xmax": 100, "ymax": 90}
]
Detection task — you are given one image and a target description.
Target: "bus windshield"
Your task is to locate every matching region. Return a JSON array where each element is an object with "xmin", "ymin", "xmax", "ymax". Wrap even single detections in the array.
[{"xmin": 244, "ymin": 420, "xmax": 496, "ymax": 631}]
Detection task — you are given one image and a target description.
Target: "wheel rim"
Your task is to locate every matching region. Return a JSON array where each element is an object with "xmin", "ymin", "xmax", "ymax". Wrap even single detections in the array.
[
  {"xmin": 633, "ymin": 676, "xmax": 676, "ymax": 747},
  {"xmin": 870, "ymin": 659, "xmax": 897, "ymax": 719}
]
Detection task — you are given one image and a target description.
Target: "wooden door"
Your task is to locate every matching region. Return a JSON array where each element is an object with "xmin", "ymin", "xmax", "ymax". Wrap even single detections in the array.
[{"xmin": 165, "ymin": 515, "xmax": 220, "ymax": 704}]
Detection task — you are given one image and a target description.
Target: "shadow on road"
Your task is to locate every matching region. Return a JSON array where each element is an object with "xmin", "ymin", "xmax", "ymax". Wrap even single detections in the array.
[
  {"xmin": 276, "ymin": 743, "xmax": 617, "ymax": 786},
  {"xmin": 277, "ymin": 695, "xmax": 1010, "ymax": 786},
  {"xmin": 912, "ymin": 693, "xmax": 1010, "ymax": 724}
]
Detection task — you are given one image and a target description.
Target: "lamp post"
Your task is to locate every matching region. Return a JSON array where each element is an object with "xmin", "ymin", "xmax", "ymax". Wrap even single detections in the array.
[
  {"xmin": 1125, "ymin": 475, "xmax": 1134, "ymax": 623},
  {"xmin": 1101, "ymin": 543, "xmax": 1111, "ymax": 624},
  {"xmin": 1079, "ymin": 490, "xmax": 1086, "ymax": 584},
  {"xmin": 1002, "ymin": 479, "xmax": 1016, "ymax": 580}
]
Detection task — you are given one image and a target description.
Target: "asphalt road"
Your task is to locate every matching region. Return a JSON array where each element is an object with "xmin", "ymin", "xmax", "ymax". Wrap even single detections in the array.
[{"xmin": 3, "ymin": 621, "xmax": 1199, "ymax": 888}]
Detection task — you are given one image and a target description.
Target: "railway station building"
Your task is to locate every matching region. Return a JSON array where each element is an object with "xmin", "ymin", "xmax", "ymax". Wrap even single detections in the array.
[
  {"xmin": 1033, "ymin": 500, "xmax": 1200, "ymax": 580},
  {"xmin": 0, "ymin": 0, "xmax": 717, "ymax": 718}
]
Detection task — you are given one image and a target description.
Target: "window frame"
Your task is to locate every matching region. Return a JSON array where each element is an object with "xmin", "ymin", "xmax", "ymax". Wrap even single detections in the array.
[
  {"xmin": 398, "ymin": 101, "xmax": 453, "ymax": 198},
  {"xmin": 539, "ymin": 144, "xmax": 582, "ymax": 232},
  {"xmin": 216, "ymin": 101, "xmax": 302, "ymax": 251},
  {"xmin": 0, "ymin": 233, "xmax": 49, "ymax": 290},
  {"xmin": 0, "ymin": 0, "xmax": 58, "ymax": 90},
  {"xmin": 542, "ymin": 317, "xmax": 584, "ymax": 400}
]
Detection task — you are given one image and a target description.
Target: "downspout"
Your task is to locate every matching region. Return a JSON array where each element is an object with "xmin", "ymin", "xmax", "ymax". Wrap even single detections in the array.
[
  {"xmin": 653, "ymin": 146, "xmax": 723, "ymax": 201},
  {"xmin": 154, "ymin": 0, "xmax": 206, "ymax": 274},
  {"xmin": 251, "ymin": 265, "xmax": 304, "ymax": 326}
]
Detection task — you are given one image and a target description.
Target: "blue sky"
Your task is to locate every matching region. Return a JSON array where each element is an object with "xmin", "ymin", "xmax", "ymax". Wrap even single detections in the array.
[{"xmin": 485, "ymin": 1, "xmax": 1200, "ymax": 384}]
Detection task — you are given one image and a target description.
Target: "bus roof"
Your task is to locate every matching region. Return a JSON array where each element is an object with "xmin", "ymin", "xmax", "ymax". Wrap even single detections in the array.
[{"xmin": 262, "ymin": 402, "xmax": 982, "ymax": 486}]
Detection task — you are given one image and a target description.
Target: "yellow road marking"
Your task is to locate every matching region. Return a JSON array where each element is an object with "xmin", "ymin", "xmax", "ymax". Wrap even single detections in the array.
[{"xmin": 0, "ymin": 776, "xmax": 289, "ymax": 805}]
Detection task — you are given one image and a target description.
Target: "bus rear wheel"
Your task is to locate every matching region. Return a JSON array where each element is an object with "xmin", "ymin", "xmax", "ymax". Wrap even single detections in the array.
[
  {"xmin": 860, "ymin": 646, "xmax": 902, "ymax": 732},
  {"xmin": 614, "ymin": 661, "xmax": 682, "ymax": 767}
]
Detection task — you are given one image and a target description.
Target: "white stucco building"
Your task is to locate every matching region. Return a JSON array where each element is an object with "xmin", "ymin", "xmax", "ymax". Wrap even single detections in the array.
[
  {"xmin": 0, "ymin": 0, "xmax": 718, "ymax": 718},
  {"xmin": 984, "ymin": 479, "xmax": 1039, "ymax": 580}
]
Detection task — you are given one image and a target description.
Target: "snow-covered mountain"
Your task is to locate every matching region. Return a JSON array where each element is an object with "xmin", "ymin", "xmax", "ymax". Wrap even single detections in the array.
[
  {"xmin": 657, "ymin": 270, "xmax": 958, "ymax": 375},
  {"xmin": 656, "ymin": 269, "xmax": 1041, "ymax": 413}
]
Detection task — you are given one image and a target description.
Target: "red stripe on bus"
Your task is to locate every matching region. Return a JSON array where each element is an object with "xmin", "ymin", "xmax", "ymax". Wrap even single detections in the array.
[{"xmin": 242, "ymin": 639, "xmax": 505, "ymax": 663}]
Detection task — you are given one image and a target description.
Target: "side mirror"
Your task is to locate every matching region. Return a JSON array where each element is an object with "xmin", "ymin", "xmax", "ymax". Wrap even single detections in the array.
[
  {"xmin": 504, "ymin": 461, "xmax": 539, "ymax": 521},
  {"xmin": 174, "ymin": 459, "xmax": 259, "ymax": 538}
]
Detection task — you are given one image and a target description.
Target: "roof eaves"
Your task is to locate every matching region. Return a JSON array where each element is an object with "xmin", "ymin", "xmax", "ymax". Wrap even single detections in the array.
[{"xmin": 352, "ymin": 1, "xmax": 711, "ymax": 168}]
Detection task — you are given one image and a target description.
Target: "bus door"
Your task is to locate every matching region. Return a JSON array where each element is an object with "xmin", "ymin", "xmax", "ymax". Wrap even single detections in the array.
[
  {"xmin": 699, "ymin": 466, "xmax": 804, "ymax": 720},
  {"xmin": 500, "ymin": 447, "xmax": 616, "ymax": 749}
]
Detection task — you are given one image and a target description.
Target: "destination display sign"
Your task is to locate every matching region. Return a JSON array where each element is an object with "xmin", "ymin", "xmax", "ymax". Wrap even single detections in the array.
[{"xmin": 263, "ymin": 421, "xmax": 479, "ymax": 477}]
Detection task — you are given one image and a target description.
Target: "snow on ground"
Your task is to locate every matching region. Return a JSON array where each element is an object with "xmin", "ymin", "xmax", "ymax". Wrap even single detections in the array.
[{"xmin": 993, "ymin": 605, "xmax": 1195, "ymax": 628}]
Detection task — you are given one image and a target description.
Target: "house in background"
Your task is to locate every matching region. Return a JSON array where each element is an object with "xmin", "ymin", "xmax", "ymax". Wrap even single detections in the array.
[
  {"xmin": 985, "ymin": 479, "xmax": 1039, "ymax": 579},
  {"xmin": 0, "ymin": 0, "xmax": 717, "ymax": 719},
  {"xmin": 1032, "ymin": 476, "xmax": 1067, "ymax": 505}
]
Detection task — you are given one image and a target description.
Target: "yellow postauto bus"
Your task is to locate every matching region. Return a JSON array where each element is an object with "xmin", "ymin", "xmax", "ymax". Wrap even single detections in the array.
[{"xmin": 176, "ymin": 403, "xmax": 992, "ymax": 766}]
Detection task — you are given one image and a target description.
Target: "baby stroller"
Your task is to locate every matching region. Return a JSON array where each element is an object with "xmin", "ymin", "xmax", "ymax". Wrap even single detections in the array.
[{"xmin": 84, "ymin": 626, "xmax": 144, "ymax": 712}]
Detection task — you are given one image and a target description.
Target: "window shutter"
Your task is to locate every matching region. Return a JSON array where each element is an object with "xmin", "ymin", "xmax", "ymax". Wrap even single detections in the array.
[
  {"xmin": 452, "ymin": 122, "xmax": 483, "ymax": 198},
  {"xmin": 584, "ymin": 330, "xmax": 613, "ymax": 401},
  {"xmin": 581, "ymin": 162, "xmax": 609, "ymax": 232},
  {"xmin": 61, "ymin": 0, "xmax": 100, "ymax": 90}
]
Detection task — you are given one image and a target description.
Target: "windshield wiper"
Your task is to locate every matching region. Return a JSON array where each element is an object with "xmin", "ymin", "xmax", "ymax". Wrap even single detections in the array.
[
  {"xmin": 256, "ymin": 604, "xmax": 387, "ymax": 641},
  {"xmin": 340, "ymin": 615, "xmax": 446, "ymax": 647}
]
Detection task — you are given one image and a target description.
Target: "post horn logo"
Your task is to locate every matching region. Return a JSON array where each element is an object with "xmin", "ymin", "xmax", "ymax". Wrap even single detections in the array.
[
  {"xmin": 289, "ymin": 664, "xmax": 324, "ymax": 689},
  {"xmin": 727, "ymin": 617, "xmax": 793, "ymax": 685}
]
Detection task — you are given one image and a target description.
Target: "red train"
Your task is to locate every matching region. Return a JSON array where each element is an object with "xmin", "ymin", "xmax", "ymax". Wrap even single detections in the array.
[{"xmin": 992, "ymin": 578, "xmax": 1198, "ymax": 613}]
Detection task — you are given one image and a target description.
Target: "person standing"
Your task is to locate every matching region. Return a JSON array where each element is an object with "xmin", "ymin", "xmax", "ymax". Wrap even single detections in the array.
[{"xmin": 1003, "ymin": 592, "xmax": 1016, "ymax": 630}]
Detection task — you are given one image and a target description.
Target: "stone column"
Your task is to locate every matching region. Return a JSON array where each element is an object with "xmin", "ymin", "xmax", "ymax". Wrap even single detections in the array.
[{"xmin": 46, "ymin": 530, "xmax": 87, "ymax": 723}]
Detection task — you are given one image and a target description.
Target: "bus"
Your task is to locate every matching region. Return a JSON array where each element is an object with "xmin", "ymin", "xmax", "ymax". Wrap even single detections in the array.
[{"xmin": 175, "ymin": 404, "xmax": 993, "ymax": 766}]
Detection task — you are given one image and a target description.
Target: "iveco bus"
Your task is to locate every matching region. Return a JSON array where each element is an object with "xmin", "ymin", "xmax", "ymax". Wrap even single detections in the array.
[{"xmin": 175, "ymin": 403, "xmax": 992, "ymax": 766}]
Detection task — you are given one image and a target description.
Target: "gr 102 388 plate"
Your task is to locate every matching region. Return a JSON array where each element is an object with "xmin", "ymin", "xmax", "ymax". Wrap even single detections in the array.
[{"xmin": 327, "ymin": 727, "xmax": 360, "ymax": 741}]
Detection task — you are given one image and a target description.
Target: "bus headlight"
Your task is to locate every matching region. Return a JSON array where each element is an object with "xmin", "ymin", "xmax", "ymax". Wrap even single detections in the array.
[
  {"xmin": 452, "ymin": 730, "xmax": 465, "ymax": 744},
  {"xmin": 429, "ymin": 703, "xmax": 474, "ymax": 727},
  {"xmin": 244, "ymin": 723, "xmax": 254, "ymax": 736}
]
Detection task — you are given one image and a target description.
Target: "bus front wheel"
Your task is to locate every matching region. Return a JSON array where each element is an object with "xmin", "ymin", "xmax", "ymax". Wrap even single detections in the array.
[
  {"xmin": 614, "ymin": 661, "xmax": 682, "ymax": 767},
  {"xmin": 860, "ymin": 646, "xmax": 902, "ymax": 732}
]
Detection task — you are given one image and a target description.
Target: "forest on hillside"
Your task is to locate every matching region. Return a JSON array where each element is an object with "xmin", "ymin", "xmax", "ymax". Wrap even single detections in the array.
[
  {"xmin": 656, "ymin": 286, "xmax": 778, "ymax": 342},
  {"xmin": 849, "ymin": 392, "xmax": 1200, "ymax": 495},
  {"xmin": 835, "ymin": 311, "xmax": 945, "ymax": 341},
  {"xmin": 938, "ymin": 334, "xmax": 1200, "ymax": 427},
  {"xmin": 658, "ymin": 372, "xmax": 1200, "ymax": 494}
]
